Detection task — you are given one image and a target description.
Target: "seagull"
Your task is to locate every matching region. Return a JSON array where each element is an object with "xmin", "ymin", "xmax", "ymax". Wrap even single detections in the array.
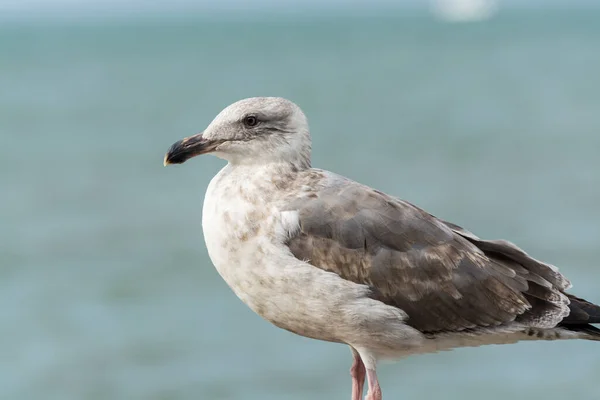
[{"xmin": 164, "ymin": 97, "xmax": 600, "ymax": 400}]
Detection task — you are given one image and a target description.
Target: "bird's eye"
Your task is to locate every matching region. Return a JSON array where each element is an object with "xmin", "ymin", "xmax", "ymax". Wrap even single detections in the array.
[{"xmin": 243, "ymin": 115, "xmax": 258, "ymax": 127}]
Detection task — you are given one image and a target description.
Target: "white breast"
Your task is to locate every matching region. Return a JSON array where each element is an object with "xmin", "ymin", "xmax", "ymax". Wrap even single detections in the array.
[
  {"xmin": 202, "ymin": 165, "xmax": 279, "ymax": 292},
  {"xmin": 202, "ymin": 166, "xmax": 248, "ymax": 279}
]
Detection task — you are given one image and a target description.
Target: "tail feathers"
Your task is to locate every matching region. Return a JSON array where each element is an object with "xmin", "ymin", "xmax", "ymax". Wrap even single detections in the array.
[
  {"xmin": 561, "ymin": 294, "xmax": 600, "ymax": 325},
  {"xmin": 557, "ymin": 294, "xmax": 600, "ymax": 341}
]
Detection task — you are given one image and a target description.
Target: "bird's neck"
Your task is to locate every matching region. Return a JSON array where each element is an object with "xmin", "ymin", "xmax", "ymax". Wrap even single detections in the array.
[
  {"xmin": 226, "ymin": 154, "xmax": 311, "ymax": 169},
  {"xmin": 223, "ymin": 141, "xmax": 312, "ymax": 171},
  {"xmin": 206, "ymin": 161, "xmax": 309, "ymax": 215},
  {"xmin": 227, "ymin": 159, "xmax": 309, "ymax": 178}
]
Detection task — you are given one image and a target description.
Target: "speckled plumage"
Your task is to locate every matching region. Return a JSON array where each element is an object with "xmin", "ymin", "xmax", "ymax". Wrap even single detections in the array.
[{"xmin": 165, "ymin": 97, "xmax": 600, "ymax": 400}]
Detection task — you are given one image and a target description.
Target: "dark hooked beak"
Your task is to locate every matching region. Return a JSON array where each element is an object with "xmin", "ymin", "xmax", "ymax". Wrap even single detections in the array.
[{"xmin": 163, "ymin": 132, "xmax": 221, "ymax": 166}]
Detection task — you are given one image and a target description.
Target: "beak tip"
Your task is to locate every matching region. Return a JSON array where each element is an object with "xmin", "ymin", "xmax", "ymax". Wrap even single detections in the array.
[{"xmin": 164, "ymin": 133, "xmax": 208, "ymax": 166}]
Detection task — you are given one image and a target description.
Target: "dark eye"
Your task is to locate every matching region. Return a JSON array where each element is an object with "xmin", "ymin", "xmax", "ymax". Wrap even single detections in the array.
[{"xmin": 243, "ymin": 115, "xmax": 258, "ymax": 127}]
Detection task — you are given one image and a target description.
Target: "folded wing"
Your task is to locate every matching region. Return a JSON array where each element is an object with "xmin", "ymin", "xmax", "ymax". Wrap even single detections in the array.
[{"xmin": 285, "ymin": 181, "xmax": 574, "ymax": 334}]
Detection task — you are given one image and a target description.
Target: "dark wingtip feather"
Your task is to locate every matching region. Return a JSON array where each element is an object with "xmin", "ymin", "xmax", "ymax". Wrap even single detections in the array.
[{"xmin": 561, "ymin": 294, "xmax": 600, "ymax": 325}]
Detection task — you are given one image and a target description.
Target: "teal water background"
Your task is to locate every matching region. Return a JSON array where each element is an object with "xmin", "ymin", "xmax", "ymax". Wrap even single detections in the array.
[{"xmin": 2, "ymin": 8, "xmax": 600, "ymax": 400}]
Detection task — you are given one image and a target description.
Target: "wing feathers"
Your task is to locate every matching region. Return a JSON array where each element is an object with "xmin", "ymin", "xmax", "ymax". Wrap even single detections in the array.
[{"xmin": 285, "ymin": 181, "xmax": 583, "ymax": 334}]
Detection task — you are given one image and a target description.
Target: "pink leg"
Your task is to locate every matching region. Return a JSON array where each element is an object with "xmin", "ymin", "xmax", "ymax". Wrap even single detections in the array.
[
  {"xmin": 350, "ymin": 349, "xmax": 366, "ymax": 400},
  {"xmin": 365, "ymin": 368, "xmax": 382, "ymax": 400}
]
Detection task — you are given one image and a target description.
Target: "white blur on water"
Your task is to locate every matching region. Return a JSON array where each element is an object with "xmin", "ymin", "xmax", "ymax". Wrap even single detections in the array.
[{"xmin": 431, "ymin": 0, "xmax": 498, "ymax": 22}]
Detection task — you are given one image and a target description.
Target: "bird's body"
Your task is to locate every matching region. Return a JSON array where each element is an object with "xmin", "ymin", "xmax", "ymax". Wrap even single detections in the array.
[{"xmin": 164, "ymin": 97, "xmax": 600, "ymax": 400}]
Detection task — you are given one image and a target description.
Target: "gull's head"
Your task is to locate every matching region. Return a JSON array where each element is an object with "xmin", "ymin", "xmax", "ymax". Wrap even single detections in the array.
[{"xmin": 164, "ymin": 97, "xmax": 311, "ymax": 168}]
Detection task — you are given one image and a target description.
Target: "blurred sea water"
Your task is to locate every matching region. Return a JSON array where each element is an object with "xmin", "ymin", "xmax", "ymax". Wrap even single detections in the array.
[{"xmin": 2, "ymin": 8, "xmax": 600, "ymax": 400}]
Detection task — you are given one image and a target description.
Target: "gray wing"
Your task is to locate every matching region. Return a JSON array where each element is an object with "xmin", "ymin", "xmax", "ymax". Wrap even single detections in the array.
[{"xmin": 285, "ymin": 181, "xmax": 574, "ymax": 334}]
